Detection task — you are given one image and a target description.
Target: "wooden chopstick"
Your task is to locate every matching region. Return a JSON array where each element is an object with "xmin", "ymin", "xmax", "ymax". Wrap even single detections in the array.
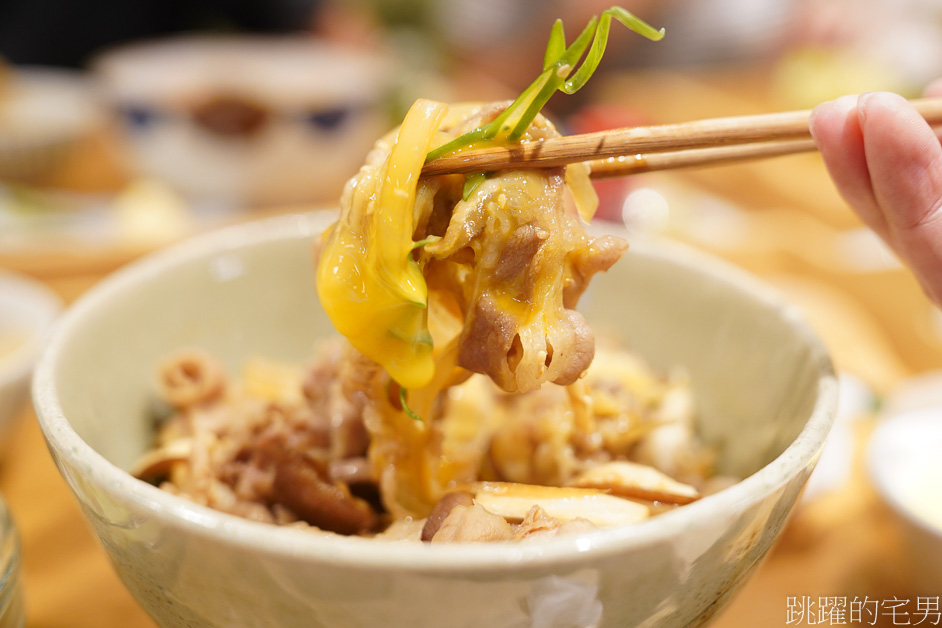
[
  {"xmin": 420, "ymin": 97, "xmax": 942, "ymax": 179},
  {"xmin": 586, "ymin": 138, "xmax": 818, "ymax": 178}
]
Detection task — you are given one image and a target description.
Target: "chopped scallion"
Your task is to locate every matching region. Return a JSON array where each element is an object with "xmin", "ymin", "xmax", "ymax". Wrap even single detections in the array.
[
  {"xmin": 400, "ymin": 387, "xmax": 423, "ymax": 422},
  {"xmin": 426, "ymin": 6, "xmax": 663, "ymax": 163}
]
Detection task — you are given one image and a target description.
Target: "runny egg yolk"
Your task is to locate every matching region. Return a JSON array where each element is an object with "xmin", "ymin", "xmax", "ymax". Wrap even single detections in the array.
[{"xmin": 316, "ymin": 99, "xmax": 448, "ymax": 390}]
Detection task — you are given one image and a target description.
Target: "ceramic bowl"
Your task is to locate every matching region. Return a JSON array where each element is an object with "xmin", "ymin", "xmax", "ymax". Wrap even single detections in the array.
[
  {"xmin": 33, "ymin": 212, "xmax": 837, "ymax": 628},
  {"xmin": 867, "ymin": 409, "xmax": 942, "ymax": 594},
  {"xmin": 0, "ymin": 271, "xmax": 60, "ymax": 448},
  {"xmin": 94, "ymin": 37, "xmax": 393, "ymax": 206}
]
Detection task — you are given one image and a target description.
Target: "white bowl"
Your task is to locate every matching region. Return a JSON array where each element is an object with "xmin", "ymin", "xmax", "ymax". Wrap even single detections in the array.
[
  {"xmin": 0, "ymin": 271, "xmax": 60, "ymax": 446},
  {"xmin": 33, "ymin": 212, "xmax": 837, "ymax": 628},
  {"xmin": 94, "ymin": 37, "xmax": 393, "ymax": 206},
  {"xmin": 867, "ymin": 409, "xmax": 942, "ymax": 593}
]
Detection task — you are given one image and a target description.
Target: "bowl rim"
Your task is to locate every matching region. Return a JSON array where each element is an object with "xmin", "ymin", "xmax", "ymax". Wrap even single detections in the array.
[{"xmin": 33, "ymin": 211, "xmax": 838, "ymax": 571}]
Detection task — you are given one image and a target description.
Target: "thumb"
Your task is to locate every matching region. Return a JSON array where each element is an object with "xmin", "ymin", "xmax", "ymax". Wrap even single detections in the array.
[{"xmin": 857, "ymin": 92, "xmax": 942, "ymax": 303}]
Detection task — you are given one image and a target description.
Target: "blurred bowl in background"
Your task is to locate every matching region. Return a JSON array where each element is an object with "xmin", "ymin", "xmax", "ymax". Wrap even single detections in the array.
[
  {"xmin": 0, "ymin": 270, "xmax": 61, "ymax": 451},
  {"xmin": 878, "ymin": 370, "xmax": 942, "ymax": 418},
  {"xmin": 867, "ymin": 409, "xmax": 942, "ymax": 594},
  {"xmin": 0, "ymin": 67, "xmax": 101, "ymax": 183},
  {"xmin": 94, "ymin": 36, "xmax": 395, "ymax": 207}
]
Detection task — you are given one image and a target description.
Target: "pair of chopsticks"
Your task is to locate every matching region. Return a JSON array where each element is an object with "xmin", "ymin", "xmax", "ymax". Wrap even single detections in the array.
[{"xmin": 421, "ymin": 98, "xmax": 942, "ymax": 180}]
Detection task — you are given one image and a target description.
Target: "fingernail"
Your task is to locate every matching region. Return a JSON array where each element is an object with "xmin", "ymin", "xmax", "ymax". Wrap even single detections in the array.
[
  {"xmin": 832, "ymin": 94, "xmax": 861, "ymax": 113},
  {"xmin": 809, "ymin": 94, "xmax": 858, "ymax": 137},
  {"xmin": 857, "ymin": 92, "xmax": 875, "ymax": 121},
  {"xmin": 857, "ymin": 91, "xmax": 906, "ymax": 124}
]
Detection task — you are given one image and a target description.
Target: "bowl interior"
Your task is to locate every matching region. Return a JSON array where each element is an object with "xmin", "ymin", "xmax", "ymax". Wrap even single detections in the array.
[{"xmin": 45, "ymin": 212, "xmax": 830, "ymax": 485}]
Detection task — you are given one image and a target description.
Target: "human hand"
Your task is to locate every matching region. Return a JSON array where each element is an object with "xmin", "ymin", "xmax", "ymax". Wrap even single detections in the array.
[{"xmin": 810, "ymin": 87, "xmax": 942, "ymax": 306}]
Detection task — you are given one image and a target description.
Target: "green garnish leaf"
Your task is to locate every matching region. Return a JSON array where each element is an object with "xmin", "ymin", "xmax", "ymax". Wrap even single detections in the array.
[
  {"xmin": 425, "ymin": 7, "xmax": 663, "ymax": 162},
  {"xmin": 462, "ymin": 172, "xmax": 489, "ymax": 200},
  {"xmin": 608, "ymin": 6, "xmax": 666, "ymax": 41},
  {"xmin": 400, "ymin": 387, "xmax": 423, "ymax": 422},
  {"xmin": 415, "ymin": 328, "xmax": 433, "ymax": 346},
  {"xmin": 543, "ymin": 19, "xmax": 567, "ymax": 71},
  {"xmin": 562, "ymin": 15, "xmax": 609, "ymax": 94},
  {"xmin": 411, "ymin": 235, "xmax": 442, "ymax": 250},
  {"xmin": 388, "ymin": 325, "xmax": 433, "ymax": 345}
]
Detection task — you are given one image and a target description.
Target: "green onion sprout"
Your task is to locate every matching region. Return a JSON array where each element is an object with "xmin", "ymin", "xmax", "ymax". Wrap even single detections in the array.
[{"xmin": 426, "ymin": 7, "xmax": 664, "ymax": 162}]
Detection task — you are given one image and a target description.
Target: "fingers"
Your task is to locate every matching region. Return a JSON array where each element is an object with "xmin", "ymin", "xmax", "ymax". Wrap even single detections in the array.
[
  {"xmin": 856, "ymin": 92, "xmax": 942, "ymax": 238},
  {"xmin": 811, "ymin": 91, "xmax": 942, "ymax": 304},
  {"xmin": 809, "ymin": 95, "xmax": 887, "ymax": 238},
  {"xmin": 924, "ymin": 78, "xmax": 942, "ymax": 98},
  {"xmin": 922, "ymin": 79, "xmax": 942, "ymax": 143},
  {"xmin": 858, "ymin": 92, "xmax": 942, "ymax": 304}
]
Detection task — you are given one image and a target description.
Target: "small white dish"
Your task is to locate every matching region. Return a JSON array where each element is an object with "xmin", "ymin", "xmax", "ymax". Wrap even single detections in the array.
[
  {"xmin": 0, "ymin": 270, "xmax": 60, "ymax": 447},
  {"xmin": 867, "ymin": 409, "xmax": 942, "ymax": 593}
]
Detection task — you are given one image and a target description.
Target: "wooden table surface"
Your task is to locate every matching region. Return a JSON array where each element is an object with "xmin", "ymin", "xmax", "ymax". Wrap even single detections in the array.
[{"xmin": 2, "ymin": 63, "xmax": 939, "ymax": 627}]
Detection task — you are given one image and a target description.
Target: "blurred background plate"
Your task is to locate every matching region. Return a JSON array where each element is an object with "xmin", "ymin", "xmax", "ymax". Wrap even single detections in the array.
[
  {"xmin": 867, "ymin": 409, "xmax": 942, "ymax": 594},
  {"xmin": 0, "ymin": 66, "xmax": 101, "ymax": 183},
  {"xmin": 0, "ymin": 269, "xmax": 60, "ymax": 453}
]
